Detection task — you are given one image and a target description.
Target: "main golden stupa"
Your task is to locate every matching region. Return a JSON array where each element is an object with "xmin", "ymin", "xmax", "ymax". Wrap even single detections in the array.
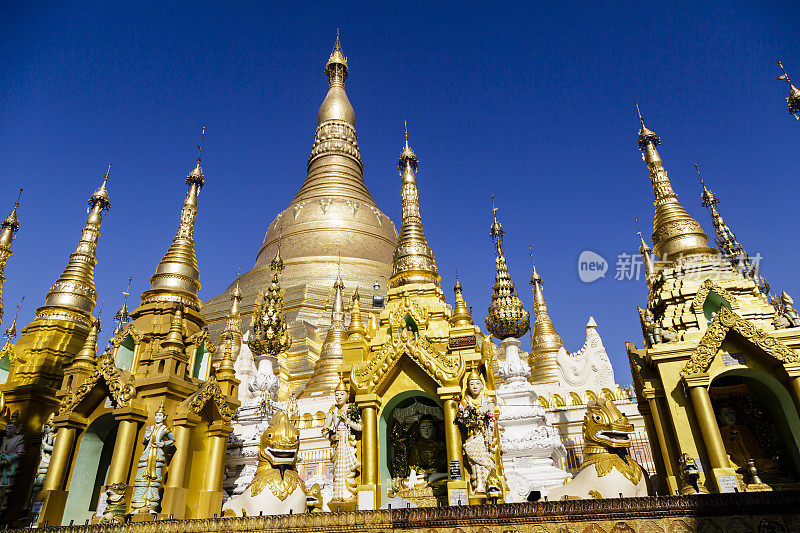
[{"xmin": 202, "ymin": 33, "xmax": 397, "ymax": 393}]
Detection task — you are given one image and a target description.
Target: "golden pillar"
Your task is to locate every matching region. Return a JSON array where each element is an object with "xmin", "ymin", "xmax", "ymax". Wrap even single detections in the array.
[
  {"xmin": 438, "ymin": 386, "xmax": 468, "ymax": 505},
  {"xmin": 355, "ymin": 393, "xmax": 380, "ymax": 510},
  {"xmin": 34, "ymin": 415, "xmax": 84, "ymax": 526},
  {"xmin": 161, "ymin": 413, "xmax": 199, "ymax": 519},
  {"xmin": 195, "ymin": 420, "xmax": 230, "ymax": 518},
  {"xmin": 105, "ymin": 405, "xmax": 148, "ymax": 486},
  {"xmin": 783, "ymin": 364, "xmax": 800, "ymax": 415},
  {"xmin": 684, "ymin": 374, "xmax": 737, "ymax": 492},
  {"xmin": 642, "ymin": 386, "xmax": 678, "ymax": 494}
]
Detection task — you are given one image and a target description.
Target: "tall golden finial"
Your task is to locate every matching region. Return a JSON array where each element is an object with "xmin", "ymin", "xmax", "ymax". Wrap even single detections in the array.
[
  {"xmin": 72, "ymin": 312, "xmax": 101, "ymax": 369},
  {"xmin": 0, "ymin": 188, "xmax": 22, "ymax": 323},
  {"xmin": 38, "ymin": 166, "xmax": 112, "ymax": 327},
  {"xmin": 3, "ymin": 296, "xmax": 24, "ymax": 342},
  {"xmin": 635, "ymin": 218, "xmax": 654, "ymax": 281},
  {"xmin": 485, "ymin": 197, "xmax": 529, "ymax": 339},
  {"xmin": 142, "ymin": 128, "xmax": 205, "ymax": 310},
  {"xmin": 451, "ymin": 275, "xmax": 473, "ymax": 328},
  {"xmin": 270, "ymin": 226, "xmax": 284, "ymax": 273},
  {"xmin": 390, "ymin": 123, "xmax": 440, "ymax": 289},
  {"xmin": 347, "ymin": 286, "xmax": 367, "ymax": 340},
  {"xmin": 634, "ymin": 103, "xmax": 715, "ymax": 262},
  {"xmin": 528, "ymin": 247, "xmax": 563, "ymax": 384},
  {"xmin": 304, "ymin": 275, "xmax": 347, "ymax": 395},
  {"xmin": 777, "ymin": 61, "xmax": 800, "ymax": 120},
  {"xmin": 696, "ymin": 165, "xmax": 777, "ymax": 306},
  {"xmin": 113, "ymin": 276, "xmax": 132, "ymax": 334}
]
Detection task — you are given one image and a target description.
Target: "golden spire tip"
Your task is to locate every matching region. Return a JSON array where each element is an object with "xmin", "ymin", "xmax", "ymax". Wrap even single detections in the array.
[
  {"xmin": 635, "ymin": 101, "xmax": 645, "ymax": 127},
  {"xmin": 404, "ymin": 120, "xmax": 409, "ymax": 148},
  {"xmin": 197, "ymin": 126, "xmax": 206, "ymax": 163}
]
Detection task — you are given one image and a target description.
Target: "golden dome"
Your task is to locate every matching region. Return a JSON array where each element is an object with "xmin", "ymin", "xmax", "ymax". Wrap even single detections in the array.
[{"xmin": 203, "ymin": 33, "xmax": 396, "ymax": 343}]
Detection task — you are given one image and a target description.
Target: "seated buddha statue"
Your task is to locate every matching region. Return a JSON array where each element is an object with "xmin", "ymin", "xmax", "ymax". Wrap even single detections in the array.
[
  {"xmin": 717, "ymin": 406, "xmax": 781, "ymax": 479},
  {"xmin": 407, "ymin": 415, "xmax": 447, "ymax": 485}
]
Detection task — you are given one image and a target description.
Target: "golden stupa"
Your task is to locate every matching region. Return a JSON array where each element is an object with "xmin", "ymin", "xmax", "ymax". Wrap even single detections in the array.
[{"xmin": 202, "ymin": 32, "xmax": 397, "ymax": 393}]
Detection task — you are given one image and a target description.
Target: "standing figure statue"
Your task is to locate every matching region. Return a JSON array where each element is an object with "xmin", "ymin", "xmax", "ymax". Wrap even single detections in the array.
[
  {"xmin": 130, "ymin": 403, "xmax": 175, "ymax": 514},
  {"xmin": 0, "ymin": 411, "xmax": 24, "ymax": 510},
  {"xmin": 322, "ymin": 380, "xmax": 361, "ymax": 503},
  {"xmin": 31, "ymin": 414, "xmax": 56, "ymax": 500},
  {"xmin": 458, "ymin": 371, "xmax": 497, "ymax": 494}
]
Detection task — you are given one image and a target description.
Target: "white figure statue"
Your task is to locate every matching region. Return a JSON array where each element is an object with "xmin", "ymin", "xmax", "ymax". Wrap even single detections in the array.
[
  {"xmin": 458, "ymin": 371, "xmax": 497, "ymax": 494},
  {"xmin": 322, "ymin": 381, "xmax": 361, "ymax": 503},
  {"xmin": 130, "ymin": 403, "xmax": 175, "ymax": 514}
]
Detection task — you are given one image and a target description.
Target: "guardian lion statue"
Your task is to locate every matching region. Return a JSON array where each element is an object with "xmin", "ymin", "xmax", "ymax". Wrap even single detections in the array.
[
  {"xmin": 547, "ymin": 397, "xmax": 648, "ymax": 500},
  {"xmin": 223, "ymin": 411, "xmax": 308, "ymax": 516}
]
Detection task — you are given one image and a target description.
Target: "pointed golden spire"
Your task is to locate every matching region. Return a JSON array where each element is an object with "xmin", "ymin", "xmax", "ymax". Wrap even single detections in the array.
[
  {"xmin": 485, "ymin": 196, "xmax": 529, "ymax": 339},
  {"xmin": 777, "ymin": 61, "xmax": 800, "ymax": 120},
  {"xmin": 635, "ymin": 103, "xmax": 715, "ymax": 262},
  {"xmin": 635, "ymin": 218, "xmax": 654, "ymax": 281},
  {"xmin": 113, "ymin": 276, "xmax": 132, "ymax": 335},
  {"xmin": 0, "ymin": 188, "xmax": 22, "ymax": 323},
  {"xmin": 219, "ymin": 269, "xmax": 244, "ymax": 360},
  {"xmin": 142, "ymin": 129, "xmax": 205, "ymax": 310},
  {"xmin": 528, "ymin": 249, "xmax": 563, "ymax": 384},
  {"xmin": 3, "ymin": 296, "xmax": 23, "ymax": 343},
  {"xmin": 347, "ymin": 286, "xmax": 367, "ymax": 340},
  {"xmin": 72, "ymin": 315, "xmax": 101, "ymax": 370},
  {"xmin": 38, "ymin": 166, "xmax": 111, "ymax": 326},
  {"xmin": 389, "ymin": 123, "xmax": 441, "ymax": 289},
  {"xmin": 304, "ymin": 275, "xmax": 347, "ymax": 395},
  {"xmin": 248, "ymin": 251, "xmax": 291, "ymax": 356},
  {"xmin": 161, "ymin": 305, "xmax": 185, "ymax": 353},
  {"xmin": 696, "ymin": 165, "xmax": 778, "ymax": 306},
  {"xmin": 217, "ymin": 339, "xmax": 236, "ymax": 380},
  {"xmin": 451, "ymin": 276, "xmax": 473, "ymax": 327}
]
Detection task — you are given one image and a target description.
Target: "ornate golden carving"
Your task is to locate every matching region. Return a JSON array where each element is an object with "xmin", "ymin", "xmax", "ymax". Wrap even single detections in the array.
[
  {"xmin": 58, "ymin": 353, "xmax": 136, "ymax": 415},
  {"xmin": 388, "ymin": 296, "xmax": 429, "ymax": 331},
  {"xmin": 179, "ymin": 375, "xmax": 234, "ymax": 422},
  {"xmin": 682, "ymin": 306, "xmax": 799, "ymax": 376},
  {"xmin": 691, "ymin": 279, "xmax": 737, "ymax": 313}
]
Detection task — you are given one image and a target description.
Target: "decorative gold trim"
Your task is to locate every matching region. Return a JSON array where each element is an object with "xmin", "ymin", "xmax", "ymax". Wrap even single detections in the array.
[
  {"xmin": 58, "ymin": 354, "xmax": 136, "ymax": 414},
  {"xmin": 690, "ymin": 280, "xmax": 738, "ymax": 313},
  {"xmin": 682, "ymin": 306, "xmax": 799, "ymax": 375},
  {"xmin": 177, "ymin": 375, "xmax": 234, "ymax": 422}
]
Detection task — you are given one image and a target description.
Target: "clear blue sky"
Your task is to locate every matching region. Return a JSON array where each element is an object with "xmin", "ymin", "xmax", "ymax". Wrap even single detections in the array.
[{"xmin": 1, "ymin": 2, "xmax": 798, "ymax": 386}]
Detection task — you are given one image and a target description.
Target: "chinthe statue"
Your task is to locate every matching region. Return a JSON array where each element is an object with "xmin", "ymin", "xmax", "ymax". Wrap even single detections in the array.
[
  {"xmin": 0, "ymin": 411, "xmax": 24, "ymax": 511},
  {"xmin": 323, "ymin": 380, "xmax": 361, "ymax": 504},
  {"xmin": 458, "ymin": 371, "xmax": 499, "ymax": 494},
  {"xmin": 547, "ymin": 397, "xmax": 648, "ymax": 500},
  {"xmin": 223, "ymin": 410, "xmax": 308, "ymax": 516},
  {"xmin": 130, "ymin": 403, "xmax": 175, "ymax": 514}
]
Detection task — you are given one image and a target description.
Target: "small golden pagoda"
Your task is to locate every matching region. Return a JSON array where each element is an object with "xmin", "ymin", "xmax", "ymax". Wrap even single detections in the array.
[
  {"xmin": 338, "ymin": 126, "xmax": 506, "ymax": 509},
  {"xmin": 0, "ymin": 168, "xmax": 110, "ymax": 522},
  {"xmin": 31, "ymin": 140, "xmax": 239, "ymax": 526},
  {"xmin": 627, "ymin": 106, "xmax": 800, "ymax": 496}
]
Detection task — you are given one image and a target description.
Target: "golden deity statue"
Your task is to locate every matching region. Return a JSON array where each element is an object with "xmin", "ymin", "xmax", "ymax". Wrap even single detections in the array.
[
  {"xmin": 717, "ymin": 406, "xmax": 780, "ymax": 482},
  {"xmin": 407, "ymin": 415, "xmax": 447, "ymax": 482}
]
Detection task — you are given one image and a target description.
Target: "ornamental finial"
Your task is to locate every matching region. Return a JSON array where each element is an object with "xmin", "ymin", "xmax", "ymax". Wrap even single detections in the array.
[
  {"xmin": 777, "ymin": 60, "xmax": 800, "ymax": 120},
  {"xmin": 187, "ymin": 126, "xmax": 205, "ymax": 186},
  {"xmin": 485, "ymin": 200, "xmax": 529, "ymax": 340}
]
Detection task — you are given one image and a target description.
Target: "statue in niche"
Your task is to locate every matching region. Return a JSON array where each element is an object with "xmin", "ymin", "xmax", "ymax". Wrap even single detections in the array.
[
  {"xmin": 458, "ymin": 371, "xmax": 498, "ymax": 494},
  {"xmin": 717, "ymin": 405, "xmax": 780, "ymax": 483},
  {"xmin": 30, "ymin": 414, "xmax": 56, "ymax": 500},
  {"xmin": 130, "ymin": 403, "xmax": 175, "ymax": 514},
  {"xmin": 407, "ymin": 415, "xmax": 447, "ymax": 487},
  {"xmin": 0, "ymin": 411, "xmax": 24, "ymax": 510},
  {"xmin": 322, "ymin": 380, "xmax": 361, "ymax": 503}
]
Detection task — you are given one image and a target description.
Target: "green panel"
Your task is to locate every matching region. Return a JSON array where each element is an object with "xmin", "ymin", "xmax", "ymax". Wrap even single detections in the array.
[
  {"xmin": 703, "ymin": 290, "xmax": 732, "ymax": 323},
  {"xmin": 115, "ymin": 336, "xmax": 135, "ymax": 371},
  {"xmin": 0, "ymin": 353, "xmax": 10, "ymax": 385},
  {"xmin": 61, "ymin": 413, "xmax": 118, "ymax": 525},
  {"xmin": 193, "ymin": 342, "xmax": 209, "ymax": 379}
]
